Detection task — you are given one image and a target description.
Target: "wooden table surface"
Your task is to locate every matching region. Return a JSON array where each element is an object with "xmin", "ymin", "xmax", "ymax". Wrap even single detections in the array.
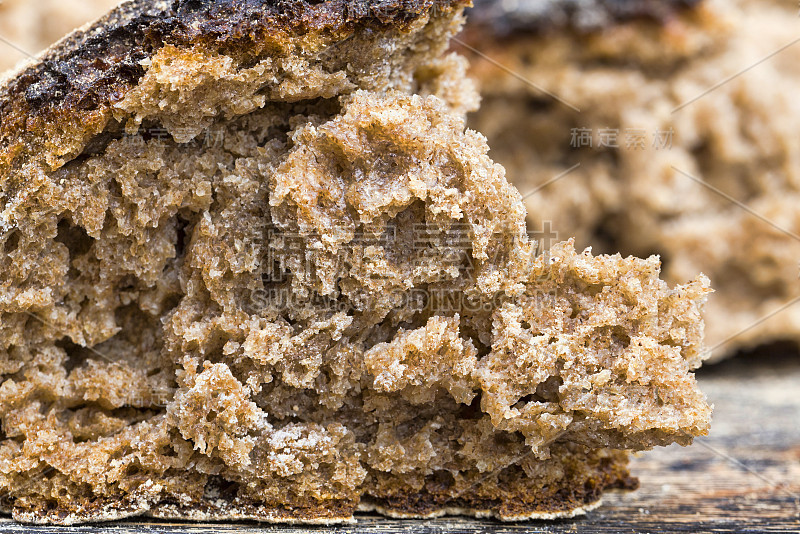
[{"xmin": 1, "ymin": 353, "xmax": 798, "ymax": 534}]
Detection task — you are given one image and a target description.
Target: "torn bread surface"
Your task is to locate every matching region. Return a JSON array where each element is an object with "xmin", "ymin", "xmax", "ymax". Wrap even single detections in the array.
[{"xmin": 0, "ymin": 0, "xmax": 710, "ymax": 525}]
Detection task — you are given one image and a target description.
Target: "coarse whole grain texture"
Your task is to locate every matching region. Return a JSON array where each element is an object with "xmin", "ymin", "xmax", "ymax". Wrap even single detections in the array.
[
  {"xmin": 464, "ymin": 0, "xmax": 800, "ymax": 359},
  {"xmin": 0, "ymin": 0, "xmax": 710, "ymax": 525}
]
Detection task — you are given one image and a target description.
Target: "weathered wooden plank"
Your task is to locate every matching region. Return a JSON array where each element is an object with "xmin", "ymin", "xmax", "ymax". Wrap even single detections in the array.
[{"xmin": 2, "ymin": 355, "xmax": 798, "ymax": 533}]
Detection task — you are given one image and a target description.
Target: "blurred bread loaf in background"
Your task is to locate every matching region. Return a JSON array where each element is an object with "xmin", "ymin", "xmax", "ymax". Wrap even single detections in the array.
[{"xmin": 462, "ymin": 0, "xmax": 800, "ymax": 360}]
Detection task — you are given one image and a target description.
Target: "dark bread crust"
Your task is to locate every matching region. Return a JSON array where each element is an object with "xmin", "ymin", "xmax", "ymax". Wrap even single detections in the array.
[
  {"xmin": 466, "ymin": 0, "xmax": 703, "ymax": 37},
  {"xmin": 5, "ymin": 0, "xmax": 463, "ymax": 108},
  {"xmin": 0, "ymin": 0, "xmax": 466, "ymax": 174}
]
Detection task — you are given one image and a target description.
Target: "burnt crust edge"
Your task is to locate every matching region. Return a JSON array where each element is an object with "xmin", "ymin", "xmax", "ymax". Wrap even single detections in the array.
[{"xmin": 0, "ymin": 0, "xmax": 468, "ymax": 175}]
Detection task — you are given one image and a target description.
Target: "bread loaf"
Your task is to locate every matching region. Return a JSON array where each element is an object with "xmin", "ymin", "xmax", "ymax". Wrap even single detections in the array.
[{"xmin": 0, "ymin": 0, "xmax": 711, "ymax": 524}]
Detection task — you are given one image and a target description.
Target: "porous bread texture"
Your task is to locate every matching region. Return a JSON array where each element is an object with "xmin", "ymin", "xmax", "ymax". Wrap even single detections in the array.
[
  {"xmin": 0, "ymin": 0, "xmax": 710, "ymax": 525},
  {"xmin": 465, "ymin": 0, "xmax": 800, "ymax": 359}
]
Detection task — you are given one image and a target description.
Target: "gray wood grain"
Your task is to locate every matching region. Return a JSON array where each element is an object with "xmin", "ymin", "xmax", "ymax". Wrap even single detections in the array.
[{"xmin": 2, "ymin": 354, "xmax": 798, "ymax": 533}]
